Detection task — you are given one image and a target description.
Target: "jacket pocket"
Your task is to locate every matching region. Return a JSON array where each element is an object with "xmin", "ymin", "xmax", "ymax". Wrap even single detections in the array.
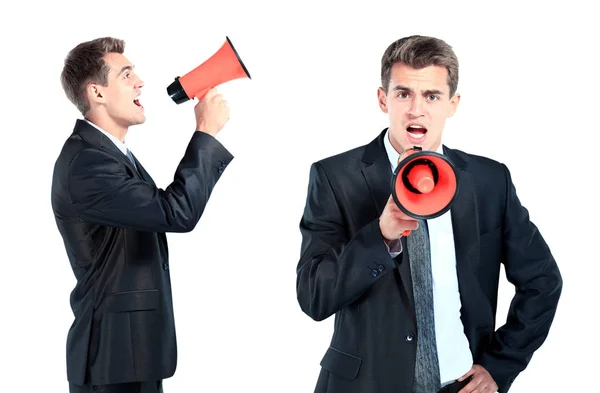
[
  {"xmin": 320, "ymin": 346, "xmax": 362, "ymax": 380},
  {"xmin": 104, "ymin": 289, "xmax": 159, "ymax": 313}
]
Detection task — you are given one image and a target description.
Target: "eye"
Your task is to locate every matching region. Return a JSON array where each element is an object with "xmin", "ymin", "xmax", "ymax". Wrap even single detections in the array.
[
  {"xmin": 124, "ymin": 72, "xmax": 131, "ymax": 79},
  {"xmin": 427, "ymin": 94, "xmax": 439, "ymax": 101},
  {"xmin": 397, "ymin": 92, "xmax": 409, "ymax": 99}
]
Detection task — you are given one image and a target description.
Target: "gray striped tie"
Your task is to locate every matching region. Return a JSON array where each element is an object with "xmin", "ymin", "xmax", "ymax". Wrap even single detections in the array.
[{"xmin": 408, "ymin": 220, "xmax": 441, "ymax": 393}]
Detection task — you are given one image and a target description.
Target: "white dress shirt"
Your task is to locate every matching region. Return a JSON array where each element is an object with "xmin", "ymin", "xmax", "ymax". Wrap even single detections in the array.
[{"xmin": 383, "ymin": 130, "xmax": 473, "ymax": 386}]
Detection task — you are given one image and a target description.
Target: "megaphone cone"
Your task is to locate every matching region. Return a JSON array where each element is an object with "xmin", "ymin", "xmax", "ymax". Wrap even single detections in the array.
[
  {"xmin": 167, "ymin": 36, "xmax": 251, "ymax": 104},
  {"xmin": 391, "ymin": 146, "xmax": 459, "ymax": 235}
]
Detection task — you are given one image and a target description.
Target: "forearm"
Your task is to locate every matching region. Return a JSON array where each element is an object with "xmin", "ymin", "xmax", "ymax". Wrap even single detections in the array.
[
  {"xmin": 162, "ymin": 131, "xmax": 234, "ymax": 230},
  {"xmin": 68, "ymin": 131, "xmax": 233, "ymax": 233},
  {"xmin": 296, "ymin": 218, "xmax": 398, "ymax": 321}
]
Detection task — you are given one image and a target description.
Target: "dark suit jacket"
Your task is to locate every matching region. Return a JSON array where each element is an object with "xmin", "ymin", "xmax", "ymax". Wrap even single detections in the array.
[
  {"xmin": 296, "ymin": 129, "xmax": 562, "ymax": 393},
  {"xmin": 51, "ymin": 119, "xmax": 233, "ymax": 386}
]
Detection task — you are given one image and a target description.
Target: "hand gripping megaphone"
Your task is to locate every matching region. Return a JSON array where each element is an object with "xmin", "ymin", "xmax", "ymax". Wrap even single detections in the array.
[
  {"xmin": 391, "ymin": 146, "xmax": 460, "ymax": 236},
  {"xmin": 167, "ymin": 36, "xmax": 251, "ymax": 104}
]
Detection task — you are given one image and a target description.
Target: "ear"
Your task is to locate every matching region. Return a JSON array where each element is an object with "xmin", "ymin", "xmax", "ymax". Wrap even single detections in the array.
[
  {"xmin": 447, "ymin": 92, "xmax": 461, "ymax": 118},
  {"xmin": 377, "ymin": 87, "xmax": 388, "ymax": 114},
  {"xmin": 87, "ymin": 83, "xmax": 106, "ymax": 106}
]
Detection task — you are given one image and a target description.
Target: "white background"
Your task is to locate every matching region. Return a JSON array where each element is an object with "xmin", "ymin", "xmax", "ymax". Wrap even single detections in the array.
[{"xmin": 1, "ymin": 0, "xmax": 598, "ymax": 392}]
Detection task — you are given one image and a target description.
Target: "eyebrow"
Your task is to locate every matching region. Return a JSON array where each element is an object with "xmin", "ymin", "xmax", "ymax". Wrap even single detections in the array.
[
  {"xmin": 393, "ymin": 85, "xmax": 444, "ymax": 95},
  {"xmin": 117, "ymin": 65, "xmax": 134, "ymax": 77}
]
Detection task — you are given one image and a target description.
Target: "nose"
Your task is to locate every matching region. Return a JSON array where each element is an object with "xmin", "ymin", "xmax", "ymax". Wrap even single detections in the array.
[
  {"xmin": 136, "ymin": 75, "xmax": 144, "ymax": 89},
  {"xmin": 408, "ymin": 96, "xmax": 424, "ymax": 117}
]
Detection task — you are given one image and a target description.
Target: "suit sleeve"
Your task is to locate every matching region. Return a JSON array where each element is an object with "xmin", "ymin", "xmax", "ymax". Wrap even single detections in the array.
[
  {"xmin": 478, "ymin": 164, "xmax": 563, "ymax": 392},
  {"xmin": 67, "ymin": 131, "xmax": 233, "ymax": 233},
  {"xmin": 296, "ymin": 162, "xmax": 399, "ymax": 322}
]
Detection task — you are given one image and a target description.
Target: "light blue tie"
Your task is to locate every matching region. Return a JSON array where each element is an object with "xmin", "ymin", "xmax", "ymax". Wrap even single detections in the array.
[{"xmin": 126, "ymin": 148, "xmax": 137, "ymax": 170}]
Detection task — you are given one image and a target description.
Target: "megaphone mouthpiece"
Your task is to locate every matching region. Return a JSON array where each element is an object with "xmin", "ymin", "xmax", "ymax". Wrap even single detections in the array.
[{"xmin": 404, "ymin": 159, "xmax": 437, "ymax": 194}]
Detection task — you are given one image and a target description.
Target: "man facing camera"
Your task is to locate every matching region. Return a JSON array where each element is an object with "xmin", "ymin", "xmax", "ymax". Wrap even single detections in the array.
[
  {"xmin": 52, "ymin": 37, "xmax": 233, "ymax": 393},
  {"xmin": 296, "ymin": 35, "xmax": 562, "ymax": 393}
]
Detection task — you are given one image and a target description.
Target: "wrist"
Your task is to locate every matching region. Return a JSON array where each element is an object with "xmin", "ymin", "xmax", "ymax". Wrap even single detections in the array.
[{"xmin": 195, "ymin": 126, "xmax": 217, "ymax": 137}]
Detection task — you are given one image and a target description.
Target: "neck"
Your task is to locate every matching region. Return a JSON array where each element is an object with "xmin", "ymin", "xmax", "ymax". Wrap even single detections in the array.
[{"xmin": 85, "ymin": 112, "xmax": 128, "ymax": 143}]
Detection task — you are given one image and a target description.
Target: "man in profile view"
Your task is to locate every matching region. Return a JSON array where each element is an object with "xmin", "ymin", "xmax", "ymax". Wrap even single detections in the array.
[
  {"xmin": 52, "ymin": 37, "xmax": 234, "ymax": 393},
  {"xmin": 296, "ymin": 35, "xmax": 562, "ymax": 393}
]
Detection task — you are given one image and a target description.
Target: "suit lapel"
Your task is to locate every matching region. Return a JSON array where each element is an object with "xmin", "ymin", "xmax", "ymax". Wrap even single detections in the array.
[
  {"xmin": 361, "ymin": 129, "xmax": 415, "ymax": 306},
  {"xmin": 444, "ymin": 146, "xmax": 481, "ymax": 324},
  {"xmin": 74, "ymin": 119, "xmax": 154, "ymax": 184},
  {"xmin": 74, "ymin": 120, "xmax": 139, "ymax": 175},
  {"xmin": 130, "ymin": 154, "xmax": 156, "ymax": 187},
  {"xmin": 361, "ymin": 129, "xmax": 393, "ymax": 217}
]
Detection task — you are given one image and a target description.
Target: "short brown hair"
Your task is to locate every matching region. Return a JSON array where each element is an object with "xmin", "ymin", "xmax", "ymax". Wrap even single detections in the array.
[
  {"xmin": 60, "ymin": 37, "xmax": 125, "ymax": 115},
  {"xmin": 380, "ymin": 35, "xmax": 459, "ymax": 97}
]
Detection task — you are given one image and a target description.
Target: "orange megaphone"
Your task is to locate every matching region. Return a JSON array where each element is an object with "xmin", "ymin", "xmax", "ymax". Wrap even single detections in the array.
[
  {"xmin": 391, "ymin": 146, "xmax": 459, "ymax": 236},
  {"xmin": 167, "ymin": 36, "xmax": 251, "ymax": 104}
]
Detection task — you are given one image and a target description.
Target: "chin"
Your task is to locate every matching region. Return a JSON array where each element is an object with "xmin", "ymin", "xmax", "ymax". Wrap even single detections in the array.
[{"xmin": 132, "ymin": 116, "xmax": 146, "ymax": 125}]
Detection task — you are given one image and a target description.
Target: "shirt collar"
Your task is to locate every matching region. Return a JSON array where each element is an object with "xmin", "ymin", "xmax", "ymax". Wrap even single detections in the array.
[
  {"xmin": 383, "ymin": 128, "xmax": 444, "ymax": 170},
  {"xmin": 84, "ymin": 119, "xmax": 129, "ymax": 156}
]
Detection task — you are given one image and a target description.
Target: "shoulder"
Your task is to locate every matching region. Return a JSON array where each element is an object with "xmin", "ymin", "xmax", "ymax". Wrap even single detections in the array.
[
  {"xmin": 445, "ymin": 146, "xmax": 504, "ymax": 169},
  {"xmin": 308, "ymin": 129, "xmax": 386, "ymax": 177},
  {"xmin": 445, "ymin": 146, "xmax": 509, "ymax": 179},
  {"xmin": 315, "ymin": 144, "xmax": 366, "ymax": 172},
  {"xmin": 444, "ymin": 146, "xmax": 516, "ymax": 203}
]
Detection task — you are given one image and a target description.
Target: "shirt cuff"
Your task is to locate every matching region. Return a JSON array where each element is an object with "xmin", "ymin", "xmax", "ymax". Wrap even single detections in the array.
[{"xmin": 385, "ymin": 238, "xmax": 403, "ymax": 258}]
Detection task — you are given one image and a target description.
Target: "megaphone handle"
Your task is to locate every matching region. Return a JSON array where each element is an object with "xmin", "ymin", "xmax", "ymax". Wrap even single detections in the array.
[
  {"xmin": 194, "ymin": 87, "xmax": 212, "ymax": 101},
  {"xmin": 401, "ymin": 230, "xmax": 411, "ymax": 236}
]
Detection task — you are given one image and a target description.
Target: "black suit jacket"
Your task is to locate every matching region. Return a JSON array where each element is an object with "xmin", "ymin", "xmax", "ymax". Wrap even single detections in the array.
[
  {"xmin": 51, "ymin": 119, "xmax": 233, "ymax": 386},
  {"xmin": 296, "ymin": 129, "xmax": 562, "ymax": 393}
]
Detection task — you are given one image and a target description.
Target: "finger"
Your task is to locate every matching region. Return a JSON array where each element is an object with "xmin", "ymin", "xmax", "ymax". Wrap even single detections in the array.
[
  {"xmin": 385, "ymin": 195, "xmax": 396, "ymax": 206},
  {"xmin": 393, "ymin": 210, "xmax": 419, "ymax": 221},
  {"xmin": 476, "ymin": 377, "xmax": 498, "ymax": 393},
  {"xmin": 457, "ymin": 377, "xmax": 481, "ymax": 393},
  {"xmin": 203, "ymin": 88, "xmax": 217, "ymax": 99},
  {"xmin": 457, "ymin": 366, "xmax": 476, "ymax": 381},
  {"xmin": 397, "ymin": 149, "xmax": 413, "ymax": 164},
  {"xmin": 384, "ymin": 198, "xmax": 418, "ymax": 220},
  {"xmin": 395, "ymin": 219, "xmax": 419, "ymax": 231}
]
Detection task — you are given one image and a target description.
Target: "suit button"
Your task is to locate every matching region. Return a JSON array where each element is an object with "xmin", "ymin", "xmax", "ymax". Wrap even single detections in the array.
[
  {"xmin": 378, "ymin": 264, "xmax": 385, "ymax": 272},
  {"xmin": 163, "ymin": 263, "xmax": 169, "ymax": 271},
  {"xmin": 217, "ymin": 166, "xmax": 224, "ymax": 173},
  {"xmin": 371, "ymin": 269, "xmax": 379, "ymax": 277},
  {"xmin": 405, "ymin": 333, "xmax": 414, "ymax": 342}
]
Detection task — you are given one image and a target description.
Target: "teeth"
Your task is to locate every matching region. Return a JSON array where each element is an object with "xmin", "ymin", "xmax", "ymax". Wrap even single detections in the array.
[
  {"xmin": 408, "ymin": 125, "xmax": 423, "ymax": 129},
  {"xmin": 408, "ymin": 132, "xmax": 425, "ymax": 139}
]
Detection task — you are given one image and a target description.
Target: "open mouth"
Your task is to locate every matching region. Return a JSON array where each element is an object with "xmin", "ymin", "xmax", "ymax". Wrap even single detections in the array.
[
  {"xmin": 133, "ymin": 97, "xmax": 142, "ymax": 107},
  {"xmin": 406, "ymin": 125, "xmax": 427, "ymax": 141}
]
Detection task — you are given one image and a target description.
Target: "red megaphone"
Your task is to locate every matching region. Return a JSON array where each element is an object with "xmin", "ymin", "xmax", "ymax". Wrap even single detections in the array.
[
  {"xmin": 391, "ymin": 146, "xmax": 459, "ymax": 236},
  {"xmin": 167, "ymin": 36, "xmax": 251, "ymax": 104}
]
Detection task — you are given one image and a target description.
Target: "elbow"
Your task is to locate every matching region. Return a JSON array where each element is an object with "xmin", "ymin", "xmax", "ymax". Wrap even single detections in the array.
[
  {"xmin": 179, "ymin": 206, "xmax": 207, "ymax": 233},
  {"xmin": 169, "ymin": 215, "xmax": 198, "ymax": 233},
  {"xmin": 296, "ymin": 280, "xmax": 333, "ymax": 322},
  {"xmin": 297, "ymin": 297, "xmax": 331, "ymax": 322},
  {"xmin": 182, "ymin": 219, "xmax": 198, "ymax": 233},
  {"xmin": 551, "ymin": 266, "xmax": 563, "ymax": 300},
  {"xmin": 296, "ymin": 257, "xmax": 337, "ymax": 322}
]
